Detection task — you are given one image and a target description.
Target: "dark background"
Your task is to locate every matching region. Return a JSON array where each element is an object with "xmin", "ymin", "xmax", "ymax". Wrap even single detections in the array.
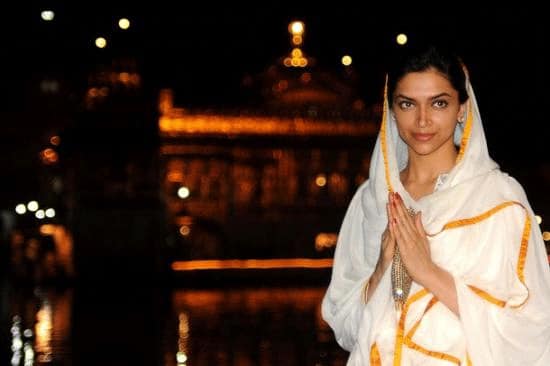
[{"xmin": 1, "ymin": 4, "xmax": 548, "ymax": 207}]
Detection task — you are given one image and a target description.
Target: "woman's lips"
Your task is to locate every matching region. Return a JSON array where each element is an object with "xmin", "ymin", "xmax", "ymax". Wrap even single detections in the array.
[{"xmin": 412, "ymin": 133, "xmax": 435, "ymax": 141}]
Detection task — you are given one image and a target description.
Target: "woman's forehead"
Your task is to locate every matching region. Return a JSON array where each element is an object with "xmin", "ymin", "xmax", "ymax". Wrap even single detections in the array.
[{"xmin": 394, "ymin": 69, "xmax": 457, "ymax": 99}]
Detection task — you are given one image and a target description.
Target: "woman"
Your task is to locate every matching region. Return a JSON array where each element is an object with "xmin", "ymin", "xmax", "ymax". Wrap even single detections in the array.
[{"xmin": 322, "ymin": 45, "xmax": 550, "ymax": 365}]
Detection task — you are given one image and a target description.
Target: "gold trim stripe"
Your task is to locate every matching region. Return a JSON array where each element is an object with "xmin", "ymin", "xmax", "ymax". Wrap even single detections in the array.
[
  {"xmin": 381, "ymin": 75, "xmax": 394, "ymax": 193},
  {"xmin": 403, "ymin": 337, "xmax": 461, "ymax": 365},
  {"xmin": 406, "ymin": 296, "xmax": 438, "ymax": 339},
  {"xmin": 456, "ymin": 101, "xmax": 473, "ymax": 163},
  {"xmin": 428, "ymin": 200, "xmax": 531, "ymax": 308},
  {"xmin": 393, "ymin": 289, "xmax": 429, "ymax": 366},
  {"xmin": 427, "ymin": 201, "xmax": 517, "ymax": 235},
  {"xmin": 370, "ymin": 342, "xmax": 382, "ymax": 365},
  {"xmin": 403, "ymin": 296, "xmax": 461, "ymax": 365},
  {"xmin": 467, "ymin": 286, "xmax": 505, "ymax": 307},
  {"xmin": 518, "ymin": 212, "xmax": 531, "ymax": 283},
  {"xmin": 510, "ymin": 211, "xmax": 531, "ymax": 308}
]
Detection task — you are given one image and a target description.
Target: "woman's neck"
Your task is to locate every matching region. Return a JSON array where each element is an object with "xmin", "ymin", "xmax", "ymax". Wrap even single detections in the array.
[{"xmin": 401, "ymin": 145, "xmax": 457, "ymax": 198}]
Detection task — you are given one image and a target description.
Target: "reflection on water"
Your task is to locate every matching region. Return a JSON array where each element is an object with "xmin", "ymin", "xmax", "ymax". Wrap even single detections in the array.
[
  {"xmin": 163, "ymin": 287, "xmax": 347, "ymax": 365},
  {"xmin": 5, "ymin": 286, "xmax": 72, "ymax": 366},
  {"xmin": 3, "ymin": 284, "xmax": 347, "ymax": 365}
]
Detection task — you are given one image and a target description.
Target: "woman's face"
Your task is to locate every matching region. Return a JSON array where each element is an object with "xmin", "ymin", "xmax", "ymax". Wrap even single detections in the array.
[{"xmin": 391, "ymin": 68, "xmax": 466, "ymax": 158}]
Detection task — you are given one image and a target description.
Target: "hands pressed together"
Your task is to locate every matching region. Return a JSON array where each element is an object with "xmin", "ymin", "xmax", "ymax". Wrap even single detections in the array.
[
  {"xmin": 367, "ymin": 192, "xmax": 459, "ymax": 315},
  {"xmin": 386, "ymin": 191, "xmax": 437, "ymax": 288}
]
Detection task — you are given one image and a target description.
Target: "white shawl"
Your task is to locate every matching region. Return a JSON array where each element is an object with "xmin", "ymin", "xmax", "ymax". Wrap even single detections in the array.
[{"xmin": 322, "ymin": 78, "xmax": 550, "ymax": 365}]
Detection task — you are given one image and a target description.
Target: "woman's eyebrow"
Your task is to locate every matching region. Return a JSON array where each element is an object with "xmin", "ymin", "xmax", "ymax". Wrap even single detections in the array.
[
  {"xmin": 430, "ymin": 92, "xmax": 452, "ymax": 99},
  {"xmin": 394, "ymin": 94, "xmax": 414, "ymax": 101},
  {"xmin": 395, "ymin": 92, "xmax": 452, "ymax": 101}
]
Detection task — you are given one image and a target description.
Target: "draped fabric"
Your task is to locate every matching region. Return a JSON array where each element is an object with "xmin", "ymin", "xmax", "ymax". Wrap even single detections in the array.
[{"xmin": 321, "ymin": 78, "xmax": 550, "ymax": 365}]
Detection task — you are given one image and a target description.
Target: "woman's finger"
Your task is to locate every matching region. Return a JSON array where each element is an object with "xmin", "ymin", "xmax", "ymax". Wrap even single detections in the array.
[{"xmin": 393, "ymin": 194, "xmax": 416, "ymax": 241}]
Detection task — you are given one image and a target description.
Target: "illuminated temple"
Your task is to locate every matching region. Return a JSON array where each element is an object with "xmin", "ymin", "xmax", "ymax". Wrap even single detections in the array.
[{"xmin": 159, "ymin": 22, "xmax": 381, "ymax": 264}]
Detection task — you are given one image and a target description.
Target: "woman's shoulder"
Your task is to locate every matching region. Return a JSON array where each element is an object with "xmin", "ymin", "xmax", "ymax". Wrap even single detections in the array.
[{"xmin": 485, "ymin": 169, "xmax": 530, "ymax": 206}]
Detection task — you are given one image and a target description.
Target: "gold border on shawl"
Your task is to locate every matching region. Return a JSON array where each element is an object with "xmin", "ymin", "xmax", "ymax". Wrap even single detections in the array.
[
  {"xmin": 403, "ymin": 338, "xmax": 461, "ymax": 365},
  {"xmin": 466, "ymin": 286, "xmax": 505, "ymax": 307},
  {"xmin": 427, "ymin": 201, "xmax": 531, "ymax": 308},
  {"xmin": 402, "ymin": 296, "xmax": 462, "ymax": 365},
  {"xmin": 393, "ymin": 289, "xmax": 429, "ymax": 366},
  {"xmin": 510, "ymin": 211, "xmax": 531, "ymax": 308},
  {"xmin": 517, "ymin": 213, "xmax": 530, "ymax": 283},
  {"xmin": 456, "ymin": 101, "xmax": 473, "ymax": 163},
  {"xmin": 381, "ymin": 75, "xmax": 394, "ymax": 193},
  {"xmin": 427, "ymin": 201, "xmax": 516, "ymax": 235},
  {"xmin": 406, "ymin": 296, "xmax": 438, "ymax": 338},
  {"xmin": 370, "ymin": 342, "xmax": 382, "ymax": 365}
]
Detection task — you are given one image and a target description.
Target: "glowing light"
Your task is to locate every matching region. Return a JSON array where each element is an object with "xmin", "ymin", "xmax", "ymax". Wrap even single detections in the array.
[
  {"xmin": 291, "ymin": 48, "xmax": 302, "ymax": 58},
  {"xmin": 396, "ymin": 33, "xmax": 408, "ymax": 45},
  {"xmin": 118, "ymin": 18, "xmax": 130, "ymax": 30},
  {"xmin": 35, "ymin": 302, "xmax": 52, "ymax": 361},
  {"xmin": 543, "ymin": 232, "xmax": 550, "ymax": 241},
  {"xmin": 45, "ymin": 208, "xmax": 56, "ymax": 218},
  {"xmin": 167, "ymin": 171, "xmax": 184, "ymax": 182},
  {"xmin": 292, "ymin": 35, "xmax": 302, "ymax": 46},
  {"xmin": 283, "ymin": 57, "xmax": 292, "ymax": 67},
  {"xmin": 289, "ymin": 21, "xmax": 304, "ymax": 35},
  {"xmin": 159, "ymin": 114, "xmax": 379, "ymax": 138},
  {"xmin": 95, "ymin": 37, "xmax": 107, "ymax": 49},
  {"xmin": 176, "ymin": 351, "xmax": 188, "ymax": 364},
  {"xmin": 315, "ymin": 174, "xmax": 327, "ymax": 187},
  {"xmin": 41, "ymin": 148, "xmax": 59, "ymax": 164},
  {"xmin": 119, "ymin": 72, "xmax": 130, "ymax": 83},
  {"xmin": 341, "ymin": 55, "xmax": 352, "ymax": 66},
  {"xmin": 179, "ymin": 225, "xmax": 191, "ymax": 236},
  {"xmin": 171, "ymin": 258, "xmax": 334, "ymax": 271},
  {"xmin": 177, "ymin": 312, "xmax": 189, "ymax": 365},
  {"xmin": 41, "ymin": 10, "xmax": 55, "ymax": 21},
  {"xmin": 27, "ymin": 201, "xmax": 39, "ymax": 212},
  {"xmin": 15, "ymin": 204, "xmax": 26, "ymax": 215},
  {"xmin": 35, "ymin": 210, "xmax": 45, "ymax": 219},
  {"xmin": 12, "ymin": 337, "xmax": 23, "ymax": 350},
  {"xmin": 50, "ymin": 135, "xmax": 60, "ymax": 146},
  {"xmin": 315, "ymin": 233, "xmax": 338, "ymax": 251},
  {"xmin": 39, "ymin": 224, "xmax": 57, "ymax": 236},
  {"xmin": 177, "ymin": 187, "xmax": 190, "ymax": 199},
  {"xmin": 535, "ymin": 215, "xmax": 542, "ymax": 225}
]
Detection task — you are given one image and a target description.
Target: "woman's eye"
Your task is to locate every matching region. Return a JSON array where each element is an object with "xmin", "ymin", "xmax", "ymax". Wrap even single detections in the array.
[
  {"xmin": 433, "ymin": 100, "xmax": 448, "ymax": 108},
  {"xmin": 399, "ymin": 101, "xmax": 413, "ymax": 109}
]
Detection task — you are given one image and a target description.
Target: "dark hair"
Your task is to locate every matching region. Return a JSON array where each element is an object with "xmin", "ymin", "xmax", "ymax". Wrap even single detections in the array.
[{"xmin": 387, "ymin": 45, "xmax": 468, "ymax": 105}]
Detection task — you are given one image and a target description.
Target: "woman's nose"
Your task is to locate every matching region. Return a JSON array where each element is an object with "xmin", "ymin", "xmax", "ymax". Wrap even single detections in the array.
[{"xmin": 417, "ymin": 106, "xmax": 429, "ymax": 127}]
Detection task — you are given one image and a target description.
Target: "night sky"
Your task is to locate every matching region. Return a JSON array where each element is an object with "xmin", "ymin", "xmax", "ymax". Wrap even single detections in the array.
[{"xmin": 1, "ymin": 4, "xmax": 548, "ymax": 198}]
